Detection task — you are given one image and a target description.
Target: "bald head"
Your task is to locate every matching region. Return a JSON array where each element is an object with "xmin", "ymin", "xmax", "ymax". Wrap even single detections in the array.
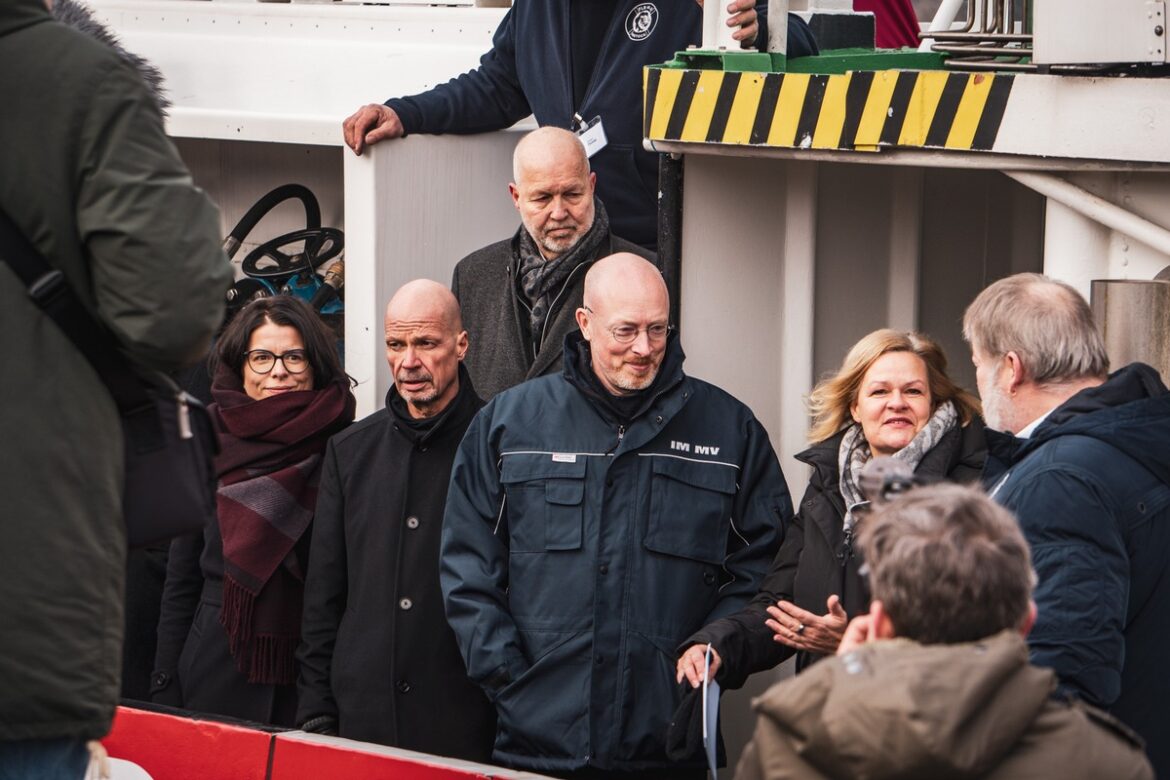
[
  {"xmin": 513, "ymin": 127, "xmax": 590, "ymax": 183},
  {"xmin": 583, "ymin": 253, "xmax": 668, "ymax": 313},
  {"xmin": 577, "ymin": 254, "xmax": 671, "ymax": 396},
  {"xmin": 510, "ymin": 128, "xmax": 597, "ymax": 262},
  {"xmin": 384, "ymin": 279, "xmax": 468, "ymax": 418},
  {"xmin": 385, "ymin": 279, "xmax": 462, "ymax": 332}
]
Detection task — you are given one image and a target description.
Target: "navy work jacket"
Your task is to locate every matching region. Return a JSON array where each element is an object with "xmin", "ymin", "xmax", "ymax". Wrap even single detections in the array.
[{"xmin": 440, "ymin": 333, "xmax": 791, "ymax": 772}]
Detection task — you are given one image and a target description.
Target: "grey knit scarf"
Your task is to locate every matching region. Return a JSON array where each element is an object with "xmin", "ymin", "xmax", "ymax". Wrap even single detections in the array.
[
  {"xmin": 838, "ymin": 400, "xmax": 959, "ymax": 534},
  {"xmin": 517, "ymin": 197, "xmax": 609, "ymax": 343}
]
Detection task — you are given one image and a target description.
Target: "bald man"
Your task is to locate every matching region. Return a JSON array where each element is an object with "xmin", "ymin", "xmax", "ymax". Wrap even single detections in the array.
[
  {"xmin": 297, "ymin": 280, "xmax": 496, "ymax": 760},
  {"xmin": 441, "ymin": 254, "xmax": 792, "ymax": 778},
  {"xmin": 452, "ymin": 127, "xmax": 654, "ymax": 401}
]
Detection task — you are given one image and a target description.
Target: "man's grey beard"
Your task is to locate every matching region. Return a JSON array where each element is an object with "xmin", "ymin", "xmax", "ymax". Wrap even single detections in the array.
[
  {"xmin": 610, "ymin": 364, "xmax": 659, "ymax": 393},
  {"xmin": 981, "ymin": 382, "xmax": 1011, "ymax": 432}
]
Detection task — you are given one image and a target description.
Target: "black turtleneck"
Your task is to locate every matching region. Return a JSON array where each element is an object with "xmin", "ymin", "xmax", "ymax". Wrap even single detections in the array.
[
  {"xmin": 387, "ymin": 363, "xmax": 476, "ymax": 442},
  {"xmin": 564, "ymin": 330, "xmax": 685, "ymax": 425}
]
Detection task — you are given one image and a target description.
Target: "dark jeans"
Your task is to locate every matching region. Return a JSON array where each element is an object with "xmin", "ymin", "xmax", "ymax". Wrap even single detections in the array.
[{"xmin": 0, "ymin": 738, "xmax": 88, "ymax": 780}]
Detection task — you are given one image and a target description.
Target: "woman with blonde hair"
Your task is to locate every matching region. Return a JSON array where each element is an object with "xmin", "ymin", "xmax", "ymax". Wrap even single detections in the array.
[{"xmin": 677, "ymin": 329, "xmax": 986, "ymax": 688}]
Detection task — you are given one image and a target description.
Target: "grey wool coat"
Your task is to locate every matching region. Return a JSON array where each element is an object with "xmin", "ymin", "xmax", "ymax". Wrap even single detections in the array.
[
  {"xmin": 0, "ymin": 0, "xmax": 230, "ymax": 742},
  {"xmin": 451, "ymin": 226, "xmax": 654, "ymax": 400}
]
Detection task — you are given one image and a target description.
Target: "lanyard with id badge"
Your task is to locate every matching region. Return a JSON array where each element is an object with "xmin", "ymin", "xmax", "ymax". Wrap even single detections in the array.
[{"xmin": 573, "ymin": 113, "xmax": 608, "ymax": 158}]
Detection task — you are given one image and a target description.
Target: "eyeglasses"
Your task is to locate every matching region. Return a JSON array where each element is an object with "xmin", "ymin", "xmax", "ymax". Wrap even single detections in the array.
[
  {"xmin": 583, "ymin": 306, "xmax": 672, "ymax": 344},
  {"xmin": 244, "ymin": 349, "xmax": 310, "ymax": 375}
]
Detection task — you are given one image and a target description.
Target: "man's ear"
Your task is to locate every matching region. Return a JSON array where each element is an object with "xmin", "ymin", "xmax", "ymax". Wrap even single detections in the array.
[
  {"xmin": 509, "ymin": 182, "xmax": 521, "ymax": 211},
  {"xmin": 1019, "ymin": 600, "xmax": 1038, "ymax": 639},
  {"xmin": 455, "ymin": 330, "xmax": 469, "ymax": 362},
  {"xmin": 1004, "ymin": 351, "xmax": 1027, "ymax": 393},
  {"xmin": 870, "ymin": 600, "xmax": 897, "ymax": 640},
  {"xmin": 575, "ymin": 306, "xmax": 591, "ymax": 338},
  {"xmin": 588, "ymin": 171, "xmax": 597, "ymax": 193}
]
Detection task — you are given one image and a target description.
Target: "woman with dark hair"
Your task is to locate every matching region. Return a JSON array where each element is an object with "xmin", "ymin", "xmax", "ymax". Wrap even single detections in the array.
[
  {"xmin": 151, "ymin": 297, "xmax": 355, "ymax": 725},
  {"xmin": 677, "ymin": 329, "xmax": 986, "ymax": 689}
]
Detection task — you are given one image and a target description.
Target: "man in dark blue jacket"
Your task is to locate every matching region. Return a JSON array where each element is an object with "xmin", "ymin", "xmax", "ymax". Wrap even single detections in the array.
[
  {"xmin": 440, "ymin": 253, "xmax": 791, "ymax": 777},
  {"xmin": 963, "ymin": 273, "xmax": 1170, "ymax": 778},
  {"xmin": 342, "ymin": 2, "xmax": 818, "ymax": 249}
]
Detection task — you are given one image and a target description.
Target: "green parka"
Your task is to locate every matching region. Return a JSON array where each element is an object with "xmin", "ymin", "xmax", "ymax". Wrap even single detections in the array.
[{"xmin": 0, "ymin": 0, "xmax": 231, "ymax": 741}]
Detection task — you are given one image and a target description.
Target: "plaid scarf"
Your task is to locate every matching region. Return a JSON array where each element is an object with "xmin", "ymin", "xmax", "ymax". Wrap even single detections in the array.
[
  {"xmin": 517, "ymin": 197, "xmax": 609, "ymax": 344},
  {"xmin": 210, "ymin": 367, "xmax": 355, "ymax": 685}
]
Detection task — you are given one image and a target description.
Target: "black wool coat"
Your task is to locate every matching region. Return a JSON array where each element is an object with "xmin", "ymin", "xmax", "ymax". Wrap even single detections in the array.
[
  {"xmin": 688, "ymin": 419, "xmax": 987, "ymax": 688},
  {"xmin": 152, "ymin": 497, "xmax": 307, "ymax": 725},
  {"xmin": 451, "ymin": 226, "xmax": 654, "ymax": 400},
  {"xmin": 297, "ymin": 368, "xmax": 496, "ymax": 762}
]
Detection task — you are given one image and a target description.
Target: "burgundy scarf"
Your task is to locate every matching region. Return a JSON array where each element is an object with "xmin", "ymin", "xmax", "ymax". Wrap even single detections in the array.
[{"xmin": 210, "ymin": 365, "xmax": 355, "ymax": 685}]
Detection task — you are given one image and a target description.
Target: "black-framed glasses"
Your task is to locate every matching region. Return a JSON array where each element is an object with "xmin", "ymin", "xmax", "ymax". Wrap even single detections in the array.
[
  {"xmin": 244, "ymin": 349, "xmax": 310, "ymax": 375},
  {"xmin": 583, "ymin": 306, "xmax": 672, "ymax": 344}
]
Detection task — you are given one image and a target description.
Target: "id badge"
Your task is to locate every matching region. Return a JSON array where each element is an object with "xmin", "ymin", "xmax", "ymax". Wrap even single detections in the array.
[{"xmin": 574, "ymin": 115, "xmax": 608, "ymax": 158}]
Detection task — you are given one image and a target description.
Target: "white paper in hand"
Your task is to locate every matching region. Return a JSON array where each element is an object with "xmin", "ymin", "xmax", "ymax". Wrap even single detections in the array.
[{"xmin": 702, "ymin": 643, "xmax": 720, "ymax": 776}]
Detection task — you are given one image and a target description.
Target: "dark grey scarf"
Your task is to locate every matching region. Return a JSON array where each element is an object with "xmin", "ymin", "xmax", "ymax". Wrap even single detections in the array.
[{"xmin": 517, "ymin": 197, "xmax": 609, "ymax": 343}]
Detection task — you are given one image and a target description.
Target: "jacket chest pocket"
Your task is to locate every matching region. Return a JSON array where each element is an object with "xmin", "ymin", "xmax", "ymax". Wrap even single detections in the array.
[
  {"xmin": 643, "ymin": 456, "xmax": 737, "ymax": 565},
  {"xmin": 500, "ymin": 455, "xmax": 586, "ymax": 553}
]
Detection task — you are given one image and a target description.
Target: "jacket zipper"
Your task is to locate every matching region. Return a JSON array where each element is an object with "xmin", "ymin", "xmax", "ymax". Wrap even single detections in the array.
[
  {"xmin": 537, "ymin": 260, "xmax": 590, "ymax": 356},
  {"xmin": 606, "ymin": 424, "xmax": 626, "ymax": 455},
  {"xmin": 177, "ymin": 393, "xmax": 193, "ymax": 440},
  {"xmin": 573, "ymin": 6, "xmax": 625, "ymax": 118},
  {"xmin": 839, "ymin": 526, "xmax": 854, "ymax": 567}
]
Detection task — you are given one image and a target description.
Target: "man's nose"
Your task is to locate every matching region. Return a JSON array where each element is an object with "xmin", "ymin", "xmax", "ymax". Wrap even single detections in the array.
[
  {"xmin": 550, "ymin": 197, "xmax": 569, "ymax": 219},
  {"xmin": 401, "ymin": 346, "xmax": 421, "ymax": 367},
  {"xmin": 630, "ymin": 329, "xmax": 653, "ymax": 355}
]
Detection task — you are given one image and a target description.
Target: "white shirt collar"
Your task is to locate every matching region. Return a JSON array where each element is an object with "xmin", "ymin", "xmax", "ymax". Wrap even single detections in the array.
[{"xmin": 1014, "ymin": 407, "xmax": 1056, "ymax": 439}]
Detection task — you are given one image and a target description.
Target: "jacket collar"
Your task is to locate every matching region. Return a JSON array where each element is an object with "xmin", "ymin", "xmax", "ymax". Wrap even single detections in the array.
[
  {"xmin": 386, "ymin": 363, "xmax": 481, "ymax": 447},
  {"xmin": 561, "ymin": 329, "xmax": 686, "ymax": 427},
  {"xmin": 985, "ymin": 362, "xmax": 1170, "ymax": 473}
]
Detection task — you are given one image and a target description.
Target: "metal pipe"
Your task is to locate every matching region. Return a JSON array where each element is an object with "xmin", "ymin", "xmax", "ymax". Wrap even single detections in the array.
[
  {"xmin": 919, "ymin": 0, "xmax": 968, "ymax": 51},
  {"xmin": 1007, "ymin": 171, "xmax": 1170, "ymax": 258},
  {"xmin": 702, "ymin": 0, "xmax": 739, "ymax": 49},
  {"xmin": 767, "ymin": 0, "xmax": 790, "ymax": 54},
  {"xmin": 932, "ymin": 44, "xmax": 1030, "ymax": 57},
  {"xmin": 945, "ymin": 59, "xmax": 1036, "ymax": 71},
  {"xmin": 927, "ymin": 32, "xmax": 1032, "ymax": 41},
  {"xmin": 657, "ymin": 153, "xmax": 684, "ymax": 331},
  {"xmin": 1091, "ymin": 280, "xmax": 1170, "ymax": 382}
]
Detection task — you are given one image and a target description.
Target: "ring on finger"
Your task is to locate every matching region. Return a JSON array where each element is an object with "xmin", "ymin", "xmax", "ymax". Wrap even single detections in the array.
[{"xmin": 795, "ymin": 623, "xmax": 806, "ymax": 635}]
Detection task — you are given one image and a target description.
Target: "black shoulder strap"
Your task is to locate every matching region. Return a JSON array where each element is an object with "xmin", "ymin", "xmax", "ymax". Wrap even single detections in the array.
[{"xmin": 0, "ymin": 207, "xmax": 152, "ymax": 415}]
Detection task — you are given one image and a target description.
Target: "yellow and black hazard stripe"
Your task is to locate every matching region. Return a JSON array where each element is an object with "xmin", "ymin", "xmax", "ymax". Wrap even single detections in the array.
[{"xmin": 643, "ymin": 68, "xmax": 1014, "ymax": 152}]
